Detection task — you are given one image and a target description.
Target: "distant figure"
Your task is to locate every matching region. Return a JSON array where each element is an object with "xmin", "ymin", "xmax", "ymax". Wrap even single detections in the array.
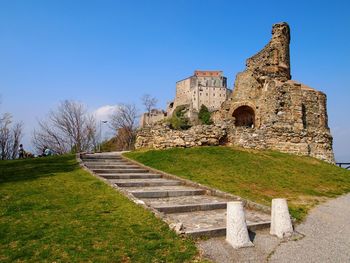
[
  {"xmin": 18, "ymin": 144, "xmax": 25, "ymax": 159},
  {"xmin": 44, "ymin": 147, "xmax": 53, "ymax": 156},
  {"xmin": 42, "ymin": 146, "xmax": 47, "ymax": 157}
]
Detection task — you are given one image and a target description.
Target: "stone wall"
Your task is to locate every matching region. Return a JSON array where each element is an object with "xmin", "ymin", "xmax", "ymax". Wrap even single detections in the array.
[
  {"xmin": 227, "ymin": 126, "xmax": 334, "ymax": 163},
  {"xmin": 135, "ymin": 123, "xmax": 335, "ymax": 163},
  {"xmin": 135, "ymin": 124, "xmax": 227, "ymax": 149}
]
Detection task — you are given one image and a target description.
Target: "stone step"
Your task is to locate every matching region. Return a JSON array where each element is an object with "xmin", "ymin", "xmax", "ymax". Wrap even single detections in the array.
[
  {"xmin": 130, "ymin": 189, "xmax": 206, "ymax": 198},
  {"xmin": 83, "ymin": 154, "xmax": 122, "ymax": 157},
  {"xmin": 185, "ymin": 222, "xmax": 271, "ymax": 237},
  {"xmin": 92, "ymin": 168, "xmax": 149, "ymax": 174},
  {"xmin": 154, "ymin": 202, "xmax": 227, "ymax": 213},
  {"xmin": 114, "ymin": 179, "xmax": 182, "ymax": 187},
  {"xmin": 83, "ymin": 155, "xmax": 122, "ymax": 160},
  {"xmin": 142, "ymin": 195, "xmax": 232, "ymax": 206},
  {"xmin": 165, "ymin": 209, "xmax": 271, "ymax": 237},
  {"xmin": 101, "ymin": 174, "xmax": 162, "ymax": 179},
  {"xmin": 85, "ymin": 164, "xmax": 140, "ymax": 169},
  {"xmin": 82, "ymin": 159, "xmax": 128, "ymax": 163}
]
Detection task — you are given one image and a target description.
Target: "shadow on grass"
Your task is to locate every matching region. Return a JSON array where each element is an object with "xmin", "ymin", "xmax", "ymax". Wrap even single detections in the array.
[{"xmin": 0, "ymin": 155, "xmax": 79, "ymax": 184}]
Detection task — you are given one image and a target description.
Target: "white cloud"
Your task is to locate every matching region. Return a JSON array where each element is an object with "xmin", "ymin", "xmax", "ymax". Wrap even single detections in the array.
[{"xmin": 92, "ymin": 104, "xmax": 119, "ymax": 122}]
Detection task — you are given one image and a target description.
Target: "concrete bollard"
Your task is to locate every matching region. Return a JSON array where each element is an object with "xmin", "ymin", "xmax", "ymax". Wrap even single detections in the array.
[
  {"xmin": 226, "ymin": 201, "xmax": 254, "ymax": 248},
  {"xmin": 270, "ymin": 198, "xmax": 293, "ymax": 238}
]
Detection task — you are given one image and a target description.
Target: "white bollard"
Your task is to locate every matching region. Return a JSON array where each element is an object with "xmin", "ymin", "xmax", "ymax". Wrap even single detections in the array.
[
  {"xmin": 226, "ymin": 201, "xmax": 254, "ymax": 248},
  {"xmin": 270, "ymin": 198, "xmax": 293, "ymax": 238}
]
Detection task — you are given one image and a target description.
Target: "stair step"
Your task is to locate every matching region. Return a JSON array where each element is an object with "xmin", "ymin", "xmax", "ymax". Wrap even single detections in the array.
[
  {"xmin": 165, "ymin": 209, "xmax": 271, "ymax": 237},
  {"xmin": 114, "ymin": 179, "xmax": 181, "ymax": 187},
  {"xmin": 82, "ymin": 159, "xmax": 128, "ymax": 163},
  {"xmin": 185, "ymin": 222, "xmax": 271, "ymax": 237},
  {"xmin": 101, "ymin": 174, "xmax": 162, "ymax": 179},
  {"xmin": 93, "ymin": 168, "xmax": 149, "ymax": 174},
  {"xmin": 83, "ymin": 156, "xmax": 122, "ymax": 160},
  {"xmin": 130, "ymin": 189, "xmax": 206, "ymax": 198},
  {"xmin": 154, "ymin": 202, "xmax": 227, "ymax": 213},
  {"xmin": 85, "ymin": 165, "xmax": 140, "ymax": 169},
  {"xmin": 142, "ymin": 195, "xmax": 231, "ymax": 206},
  {"xmin": 185, "ymin": 227, "xmax": 226, "ymax": 237}
]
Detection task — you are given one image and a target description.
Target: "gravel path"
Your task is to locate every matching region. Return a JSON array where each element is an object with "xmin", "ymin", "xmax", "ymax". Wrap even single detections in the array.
[
  {"xmin": 270, "ymin": 193, "xmax": 350, "ymax": 262},
  {"xmin": 198, "ymin": 193, "xmax": 350, "ymax": 262}
]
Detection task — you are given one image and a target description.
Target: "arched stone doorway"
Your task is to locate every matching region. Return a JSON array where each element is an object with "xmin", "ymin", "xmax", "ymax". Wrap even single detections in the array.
[{"xmin": 232, "ymin": 106, "xmax": 255, "ymax": 127}]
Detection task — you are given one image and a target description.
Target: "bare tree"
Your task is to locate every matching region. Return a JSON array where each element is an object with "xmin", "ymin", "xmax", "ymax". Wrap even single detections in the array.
[
  {"xmin": 141, "ymin": 94, "xmax": 157, "ymax": 125},
  {"xmin": 10, "ymin": 122, "xmax": 24, "ymax": 159},
  {"xmin": 0, "ymin": 113, "xmax": 24, "ymax": 160},
  {"xmin": 32, "ymin": 100, "xmax": 97, "ymax": 154},
  {"xmin": 109, "ymin": 103, "xmax": 138, "ymax": 150}
]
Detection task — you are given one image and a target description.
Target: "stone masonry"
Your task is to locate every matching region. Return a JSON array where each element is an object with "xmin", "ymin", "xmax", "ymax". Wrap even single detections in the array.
[
  {"xmin": 135, "ymin": 123, "xmax": 228, "ymax": 149},
  {"xmin": 136, "ymin": 22, "xmax": 335, "ymax": 163}
]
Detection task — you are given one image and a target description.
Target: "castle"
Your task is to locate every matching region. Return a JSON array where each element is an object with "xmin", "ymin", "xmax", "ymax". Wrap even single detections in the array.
[
  {"xmin": 137, "ymin": 22, "xmax": 335, "ymax": 163},
  {"xmin": 140, "ymin": 70, "xmax": 231, "ymax": 127}
]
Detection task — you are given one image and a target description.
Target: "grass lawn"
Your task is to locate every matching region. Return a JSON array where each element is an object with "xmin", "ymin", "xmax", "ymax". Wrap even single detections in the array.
[
  {"xmin": 0, "ymin": 155, "xmax": 198, "ymax": 262},
  {"xmin": 125, "ymin": 147, "xmax": 350, "ymax": 221}
]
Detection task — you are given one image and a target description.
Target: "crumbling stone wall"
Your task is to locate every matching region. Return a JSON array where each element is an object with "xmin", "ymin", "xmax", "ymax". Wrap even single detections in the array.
[
  {"xmin": 135, "ymin": 123, "xmax": 334, "ymax": 163},
  {"xmin": 135, "ymin": 124, "xmax": 227, "ymax": 149},
  {"xmin": 227, "ymin": 127, "xmax": 334, "ymax": 163}
]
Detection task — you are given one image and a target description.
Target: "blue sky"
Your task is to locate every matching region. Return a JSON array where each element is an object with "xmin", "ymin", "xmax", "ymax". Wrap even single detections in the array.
[{"xmin": 0, "ymin": 0, "xmax": 349, "ymax": 161}]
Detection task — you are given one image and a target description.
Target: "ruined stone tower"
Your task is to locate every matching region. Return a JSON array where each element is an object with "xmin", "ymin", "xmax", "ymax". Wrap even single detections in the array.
[{"xmin": 220, "ymin": 22, "xmax": 335, "ymax": 163}]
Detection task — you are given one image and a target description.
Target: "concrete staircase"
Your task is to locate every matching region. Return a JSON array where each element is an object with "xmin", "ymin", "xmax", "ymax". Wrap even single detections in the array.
[{"xmin": 80, "ymin": 152, "xmax": 271, "ymax": 237}]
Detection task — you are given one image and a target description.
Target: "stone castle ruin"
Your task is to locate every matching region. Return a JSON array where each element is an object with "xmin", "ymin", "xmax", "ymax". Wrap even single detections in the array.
[{"xmin": 136, "ymin": 22, "xmax": 335, "ymax": 163}]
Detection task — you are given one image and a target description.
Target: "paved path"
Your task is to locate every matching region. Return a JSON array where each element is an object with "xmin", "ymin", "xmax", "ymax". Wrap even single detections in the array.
[
  {"xmin": 270, "ymin": 193, "xmax": 350, "ymax": 262},
  {"xmin": 199, "ymin": 193, "xmax": 350, "ymax": 262}
]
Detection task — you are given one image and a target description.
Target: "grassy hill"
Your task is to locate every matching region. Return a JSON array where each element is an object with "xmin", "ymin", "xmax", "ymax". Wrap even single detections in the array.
[
  {"xmin": 0, "ymin": 155, "xmax": 197, "ymax": 262},
  {"xmin": 125, "ymin": 147, "xmax": 350, "ymax": 221}
]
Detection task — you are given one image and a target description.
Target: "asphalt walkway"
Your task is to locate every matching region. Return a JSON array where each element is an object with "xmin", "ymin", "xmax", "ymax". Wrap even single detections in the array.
[
  {"xmin": 198, "ymin": 193, "xmax": 350, "ymax": 262},
  {"xmin": 270, "ymin": 193, "xmax": 350, "ymax": 262}
]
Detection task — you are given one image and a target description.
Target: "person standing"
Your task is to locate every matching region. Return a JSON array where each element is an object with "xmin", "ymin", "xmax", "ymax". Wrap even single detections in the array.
[{"xmin": 18, "ymin": 144, "xmax": 25, "ymax": 159}]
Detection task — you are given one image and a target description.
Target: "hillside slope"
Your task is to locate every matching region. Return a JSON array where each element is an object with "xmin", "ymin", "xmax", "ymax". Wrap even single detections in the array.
[
  {"xmin": 125, "ymin": 147, "xmax": 350, "ymax": 221},
  {"xmin": 0, "ymin": 155, "xmax": 197, "ymax": 262}
]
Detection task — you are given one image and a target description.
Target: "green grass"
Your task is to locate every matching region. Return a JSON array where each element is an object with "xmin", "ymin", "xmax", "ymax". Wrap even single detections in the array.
[
  {"xmin": 125, "ymin": 147, "xmax": 350, "ymax": 221},
  {"xmin": 0, "ymin": 155, "xmax": 198, "ymax": 262}
]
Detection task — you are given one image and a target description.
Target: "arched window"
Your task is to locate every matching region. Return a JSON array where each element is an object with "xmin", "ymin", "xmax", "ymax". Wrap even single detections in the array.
[{"xmin": 233, "ymin": 106, "xmax": 255, "ymax": 127}]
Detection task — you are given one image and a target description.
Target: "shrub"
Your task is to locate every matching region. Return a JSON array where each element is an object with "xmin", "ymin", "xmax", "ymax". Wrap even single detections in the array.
[
  {"xmin": 168, "ymin": 105, "xmax": 191, "ymax": 130},
  {"xmin": 198, "ymin": 104, "xmax": 213, "ymax": 125}
]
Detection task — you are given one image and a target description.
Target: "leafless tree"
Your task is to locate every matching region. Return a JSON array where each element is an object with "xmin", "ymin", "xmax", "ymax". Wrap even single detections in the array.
[
  {"xmin": 32, "ymin": 100, "xmax": 97, "ymax": 154},
  {"xmin": 109, "ymin": 103, "xmax": 138, "ymax": 150},
  {"xmin": 0, "ymin": 113, "xmax": 24, "ymax": 160},
  {"xmin": 141, "ymin": 94, "xmax": 157, "ymax": 124},
  {"xmin": 10, "ymin": 122, "xmax": 24, "ymax": 159}
]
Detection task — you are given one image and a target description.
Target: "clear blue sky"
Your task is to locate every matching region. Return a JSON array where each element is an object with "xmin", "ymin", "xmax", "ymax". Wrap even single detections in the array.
[{"xmin": 0, "ymin": 0, "xmax": 349, "ymax": 161}]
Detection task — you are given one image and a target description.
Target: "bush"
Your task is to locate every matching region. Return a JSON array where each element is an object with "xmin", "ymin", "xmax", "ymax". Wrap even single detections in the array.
[
  {"xmin": 198, "ymin": 104, "xmax": 213, "ymax": 125},
  {"xmin": 168, "ymin": 105, "xmax": 191, "ymax": 130}
]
